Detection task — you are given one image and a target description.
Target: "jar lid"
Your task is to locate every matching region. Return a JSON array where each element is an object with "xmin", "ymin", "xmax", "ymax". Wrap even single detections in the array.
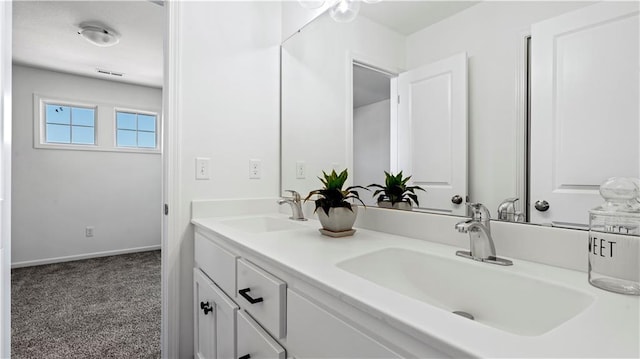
[{"xmin": 592, "ymin": 177, "xmax": 640, "ymax": 214}]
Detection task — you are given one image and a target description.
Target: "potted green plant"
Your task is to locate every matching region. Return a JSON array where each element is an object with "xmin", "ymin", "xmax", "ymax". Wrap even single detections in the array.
[
  {"xmin": 368, "ymin": 171, "xmax": 425, "ymax": 210},
  {"xmin": 304, "ymin": 169, "xmax": 367, "ymax": 235}
]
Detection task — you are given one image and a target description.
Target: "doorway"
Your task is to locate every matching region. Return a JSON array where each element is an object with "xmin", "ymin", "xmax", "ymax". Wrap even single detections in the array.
[
  {"xmin": 352, "ymin": 63, "xmax": 396, "ymax": 205},
  {"xmin": 10, "ymin": 1, "xmax": 164, "ymax": 357}
]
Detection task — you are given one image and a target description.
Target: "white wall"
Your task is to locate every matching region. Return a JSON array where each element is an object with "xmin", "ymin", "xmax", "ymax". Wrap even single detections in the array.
[
  {"xmin": 11, "ymin": 65, "xmax": 162, "ymax": 266},
  {"xmin": 173, "ymin": 2, "xmax": 281, "ymax": 357},
  {"xmin": 353, "ymin": 99, "xmax": 390, "ymax": 206},
  {"xmin": 281, "ymin": 13, "xmax": 405, "ymax": 197},
  {"xmin": 406, "ymin": 1, "xmax": 592, "ymax": 214},
  {"xmin": 281, "ymin": 1, "xmax": 332, "ymax": 42}
]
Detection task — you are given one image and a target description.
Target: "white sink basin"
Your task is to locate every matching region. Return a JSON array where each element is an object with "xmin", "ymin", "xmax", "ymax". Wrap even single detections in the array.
[
  {"xmin": 337, "ymin": 247, "xmax": 594, "ymax": 336},
  {"xmin": 219, "ymin": 216, "xmax": 305, "ymax": 233}
]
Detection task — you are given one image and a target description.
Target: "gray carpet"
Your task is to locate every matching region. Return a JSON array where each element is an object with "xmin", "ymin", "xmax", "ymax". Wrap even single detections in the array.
[{"xmin": 11, "ymin": 250, "xmax": 161, "ymax": 359}]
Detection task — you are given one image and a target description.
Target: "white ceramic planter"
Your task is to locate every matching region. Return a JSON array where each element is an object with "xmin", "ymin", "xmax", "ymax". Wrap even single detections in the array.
[
  {"xmin": 378, "ymin": 200, "xmax": 413, "ymax": 211},
  {"xmin": 316, "ymin": 206, "xmax": 358, "ymax": 232}
]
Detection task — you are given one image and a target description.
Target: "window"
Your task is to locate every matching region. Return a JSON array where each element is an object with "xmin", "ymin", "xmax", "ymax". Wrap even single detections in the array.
[
  {"xmin": 116, "ymin": 111, "xmax": 158, "ymax": 149},
  {"xmin": 44, "ymin": 103, "xmax": 96, "ymax": 145},
  {"xmin": 34, "ymin": 95, "xmax": 160, "ymax": 153}
]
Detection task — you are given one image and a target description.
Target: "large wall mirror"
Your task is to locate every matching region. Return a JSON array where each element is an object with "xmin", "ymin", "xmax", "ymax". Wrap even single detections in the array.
[{"xmin": 281, "ymin": 1, "xmax": 639, "ymax": 229}]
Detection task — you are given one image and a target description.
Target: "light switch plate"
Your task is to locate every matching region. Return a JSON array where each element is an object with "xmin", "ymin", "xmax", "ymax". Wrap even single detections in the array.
[
  {"xmin": 296, "ymin": 161, "xmax": 306, "ymax": 179},
  {"xmin": 196, "ymin": 157, "xmax": 210, "ymax": 180},
  {"xmin": 249, "ymin": 159, "xmax": 261, "ymax": 179}
]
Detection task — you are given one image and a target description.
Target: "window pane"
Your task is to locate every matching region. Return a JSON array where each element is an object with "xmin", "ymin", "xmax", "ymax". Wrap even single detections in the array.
[
  {"xmin": 72, "ymin": 107, "xmax": 95, "ymax": 126},
  {"xmin": 46, "ymin": 105, "xmax": 70, "ymax": 125},
  {"xmin": 117, "ymin": 129, "xmax": 137, "ymax": 147},
  {"xmin": 46, "ymin": 124, "xmax": 70, "ymax": 143},
  {"xmin": 138, "ymin": 131, "xmax": 156, "ymax": 148},
  {"xmin": 138, "ymin": 114, "xmax": 156, "ymax": 131},
  {"xmin": 116, "ymin": 112, "xmax": 137, "ymax": 130},
  {"xmin": 72, "ymin": 126, "xmax": 95, "ymax": 145}
]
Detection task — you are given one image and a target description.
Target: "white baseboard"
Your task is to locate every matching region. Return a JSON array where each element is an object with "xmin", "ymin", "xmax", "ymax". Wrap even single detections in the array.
[{"xmin": 11, "ymin": 245, "xmax": 162, "ymax": 268}]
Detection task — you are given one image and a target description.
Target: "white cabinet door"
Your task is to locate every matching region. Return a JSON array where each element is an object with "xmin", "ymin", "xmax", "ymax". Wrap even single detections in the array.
[
  {"xmin": 530, "ymin": 2, "xmax": 639, "ymax": 227},
  {"xmin": 397, "ymin": 52, "xmax": 468, "ymax": 215},
  {"xmin": 194, "ymin": 269, "xmax": 239, "ymax": 359},
  {"xmin": 286, "ymin": 289, "xmax": 402, "ymax": 358},
  {"xmin": 237, "ymin": 310, "xmax": 286, "ymax": 359}
]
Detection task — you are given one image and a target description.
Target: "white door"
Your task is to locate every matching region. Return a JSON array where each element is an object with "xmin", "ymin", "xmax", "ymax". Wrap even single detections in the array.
[
  {"xmin": 194, "ymin": 270, "xmax": 216, "ymax": 359},
  {"xmin": 397, "ymin": 52, "xmax": 467, "ymax": 215},
  {"xmin": 193, "ymin": 269, "xmax": 239, "ymax": 359},
  {"xmin": 0, "ymin": 1, "xmax": 11, "ymax": 357},
  {"xmin": 530, "ymin": 2, "xmax": 639, "ymax": 227}
]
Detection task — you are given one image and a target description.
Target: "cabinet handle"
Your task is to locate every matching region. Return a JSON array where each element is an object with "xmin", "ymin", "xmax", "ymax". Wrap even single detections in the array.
[
  {"xmin": 200, "ymin": 301, "xmax": 213, "ymax": 315},
  {"xmin": 239, "ymin": 355, "xmax": 251, "ymax": 359},
  {"xmin": 238, "ymin": 288, "xmax": 264, "ymax": 304}
]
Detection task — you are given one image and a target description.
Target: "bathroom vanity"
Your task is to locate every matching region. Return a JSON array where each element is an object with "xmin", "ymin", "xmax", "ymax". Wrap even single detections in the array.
[{"xmin": 191, "ymin": 199, "xmax": 639, "ymax": 358}]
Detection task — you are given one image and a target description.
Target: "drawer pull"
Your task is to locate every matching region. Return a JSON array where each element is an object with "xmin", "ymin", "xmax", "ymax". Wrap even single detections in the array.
[
  {"xmin": 200, "ymin": 301, "xmax": 213, "ymax": 315},
  {"xmin": 238, "ymin": 288, "xmax": 264, "ymax": 304},
  {"xmin": 238, "ymin": 355, "xmax": 251, "ymax": 359}
]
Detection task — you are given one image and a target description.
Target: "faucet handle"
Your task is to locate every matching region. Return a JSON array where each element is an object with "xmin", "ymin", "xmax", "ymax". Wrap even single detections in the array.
[
  {"xmin": 467, "ymin": 202, "xmax": 491, "ymax": 220},
  {"xmin": 498, "ymin": 198, "xmax": 524, "ymax": 221},
  {"xmin": 500, "ymin": 197, "xmax": 519, "ymax": 205},
  {"xmin": 284, "ymin": 190, "xmax": 301, "ymax": 202}
]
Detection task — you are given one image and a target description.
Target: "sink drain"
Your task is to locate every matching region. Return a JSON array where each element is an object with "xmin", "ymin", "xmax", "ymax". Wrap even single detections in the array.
[{"xmin": 452, "ymin": 311, "xmax": 474, "ymax": 320}]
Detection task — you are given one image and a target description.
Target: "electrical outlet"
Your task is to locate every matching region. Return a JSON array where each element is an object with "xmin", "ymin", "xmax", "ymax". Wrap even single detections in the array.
[
  {"xmin": 296, "ymin": 161, "xmax": 306, "ymax": 179},
  {"xmin": 85, "ymin": 226, "xmax": 94, "ymax": 237},
  {"xmin": 195, "ymin": 157, "xmax": 211, "ymax": 180},
  {"xmin": 249, "ymin": 159, "xmax": 261, "ymax": 179}
]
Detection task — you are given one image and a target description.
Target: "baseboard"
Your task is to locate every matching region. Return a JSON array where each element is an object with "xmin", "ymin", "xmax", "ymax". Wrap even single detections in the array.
[{"xmin": 11, "ymin": 245, "xmax": 162, "ymax": 268}]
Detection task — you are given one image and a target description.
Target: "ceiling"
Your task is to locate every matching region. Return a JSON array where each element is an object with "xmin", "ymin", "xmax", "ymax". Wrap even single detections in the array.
[
  {"xmin": 13, "ymin": 0, "xmax": 164, "ymax": 88},
  {"xmin": 11, "ymin": 1, "xmax": 476, "ymax": 90},
  {"xmin": 359, "ymin": 1, "xmax": 479, "ymax": 35},
  {"xmin": 352, "ymin": 1, "xmax": 479, "ymax": 107},
  {"xmin": 353, "ymin": 65, "xmax": 391, "ymax": 108}
]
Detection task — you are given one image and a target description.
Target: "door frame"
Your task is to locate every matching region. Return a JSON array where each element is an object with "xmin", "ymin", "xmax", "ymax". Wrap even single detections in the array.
[
  {"xmin": 346, "ymin": 51, "xmax": 401, "ymax": 187},
  {"xmin": 0, "ymin": 1, "xmax": 12, "ymax": 357},
  {"xmin": 1, "ymin": 1, "xmax": 180, "ymax": 357},
  {"xmin": 162, "ymin": 1, "xmax": 180, "ymax": 358}
]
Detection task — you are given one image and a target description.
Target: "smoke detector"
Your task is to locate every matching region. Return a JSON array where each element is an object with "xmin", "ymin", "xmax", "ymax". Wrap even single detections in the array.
[{"xmin": 78, "ymin": 25, "xmax": 120, "ymax": 47}]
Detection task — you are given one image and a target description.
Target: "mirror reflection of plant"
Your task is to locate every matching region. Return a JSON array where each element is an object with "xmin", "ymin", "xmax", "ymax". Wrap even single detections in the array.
[
  {"xmin": 304, "ymin": 169, "xmax": 368, "ymax": 215},
  {"xmin": 368, "ymin": 171, "xmax": 426, "ymax": 206}
]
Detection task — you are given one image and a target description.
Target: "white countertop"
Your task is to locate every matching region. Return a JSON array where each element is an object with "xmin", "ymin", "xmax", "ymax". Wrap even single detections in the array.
[{"xmin": 192, "ymin": 211, "xmax": 640, "ymax": 358}]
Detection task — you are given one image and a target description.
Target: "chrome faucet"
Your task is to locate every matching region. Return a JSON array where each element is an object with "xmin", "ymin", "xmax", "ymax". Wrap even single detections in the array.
[
  {"xmin": 278, "ymin": 190, "xmax": 307, "ymax": 221},
  {"xmin": 455, "ymin": 203, "xmax": 512, "ymax": 266},
  {"xmin": 497, "ymin": 197, "xmax": 524, "ymax": 222}
]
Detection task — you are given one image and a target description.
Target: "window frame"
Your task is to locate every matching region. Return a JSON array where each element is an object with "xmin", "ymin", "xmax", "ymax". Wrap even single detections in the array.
[
  {"xmin": 114, "ymin": 107, "xmax": 160, "ymax": 152},
  {"xmin": 34, "ymin": 94, "xmax": 98, "ymax": 150},
  {"xmin": 33, "ymin": 94, "xmax": 161, "ymax": 154}
]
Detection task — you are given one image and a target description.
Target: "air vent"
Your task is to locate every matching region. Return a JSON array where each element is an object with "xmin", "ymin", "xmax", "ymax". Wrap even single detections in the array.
[{"xmin": 96, "ymin": 68, "xmax": 124, "ymax": 77}]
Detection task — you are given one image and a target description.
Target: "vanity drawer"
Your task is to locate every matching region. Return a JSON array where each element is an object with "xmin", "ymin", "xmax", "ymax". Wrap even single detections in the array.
[
  {"xmin": 237, "ymin": 258, "xmax": 286, "ymax": 339},
  {"xmin": 195, "ymin": 231, "xmax": 238, "ymax": 296},
  {"xmin": 237, "ymin": 310, "xmax": 286, "ymax": 359},
  {"xmin": 287, "ymin": 289, "xmax": 401, "ymax": 358}
]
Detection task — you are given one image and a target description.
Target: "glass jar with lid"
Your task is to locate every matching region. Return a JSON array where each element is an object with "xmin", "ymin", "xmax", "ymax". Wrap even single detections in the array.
[{"xmin": 588, "ymin": 177, "xmax": 640, "ymax": 295}]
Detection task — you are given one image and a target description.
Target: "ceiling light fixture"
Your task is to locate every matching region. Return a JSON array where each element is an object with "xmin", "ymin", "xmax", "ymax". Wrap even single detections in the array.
[
  {"xmin": 78, "ymin": 25, "xmax": 120, "ymax": 47},
  {"xmin": 330, "ymin": 0, "xmax": 361, "ymax": 23}
]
